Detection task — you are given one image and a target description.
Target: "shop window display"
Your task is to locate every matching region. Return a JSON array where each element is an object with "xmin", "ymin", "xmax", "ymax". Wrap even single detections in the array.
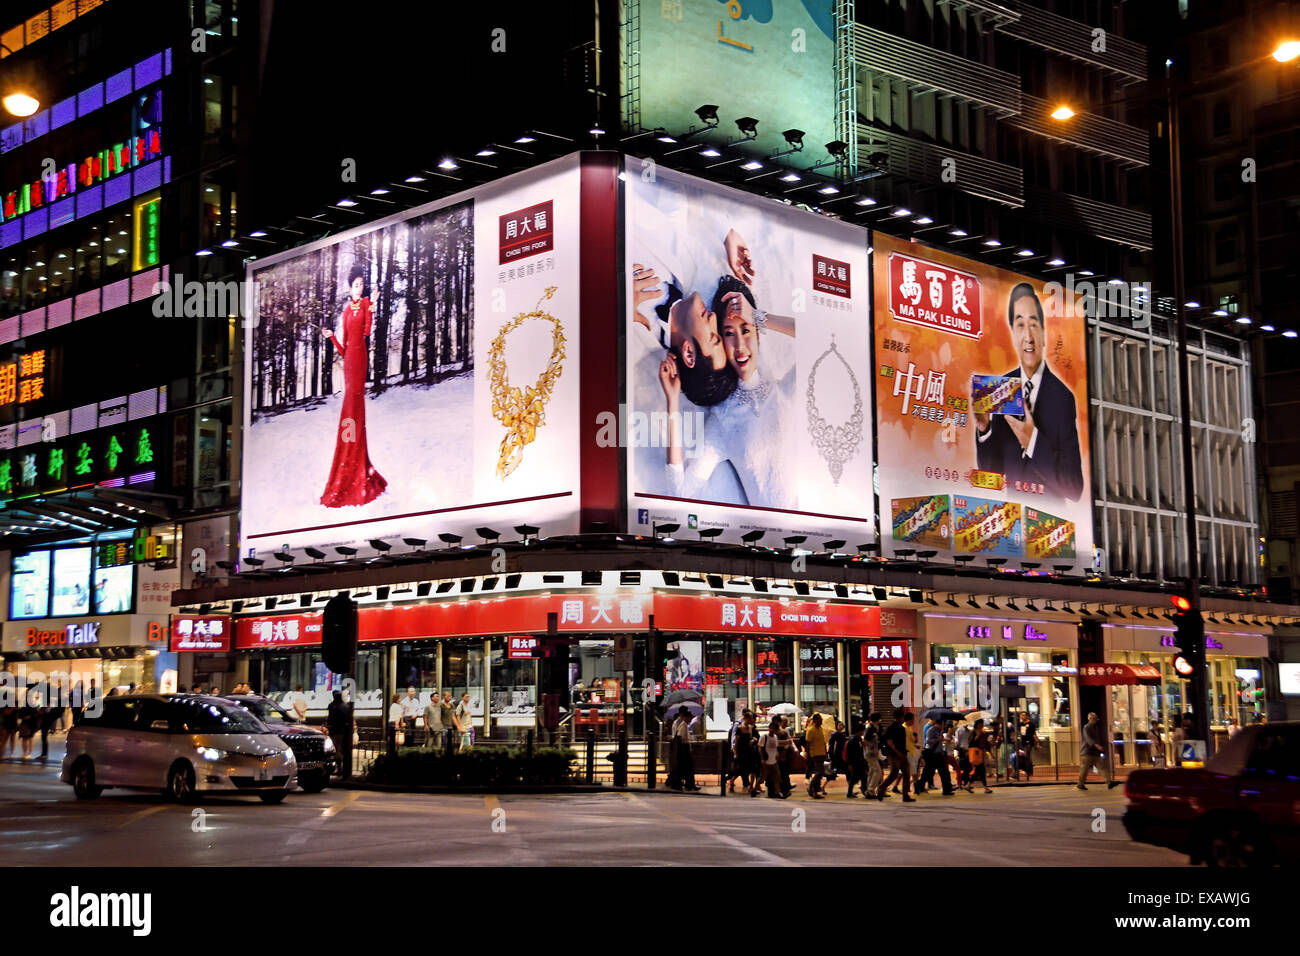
[
  {"xmin": 489, "ymin": 638, "xmax": 537, "ymax": 741},
  {"xmin": 799, "ymin": 639, "xmax": 838, "ymax": 724},
  {"xmin": 704, "ymin": 639, "xmax": 747, "ymax": 736},
  {"xmin": 752, "ymin": 639, "xmax": 793, "ymax": 724}
]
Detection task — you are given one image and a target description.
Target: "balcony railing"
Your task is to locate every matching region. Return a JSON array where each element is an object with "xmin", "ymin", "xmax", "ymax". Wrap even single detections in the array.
[
  {"xmin": 1008, "ymin": 94, "xmax": 1149, "ymax": 167},
  {"xmin": 1024, "ymin": 185, "xmax": 1153, "ymax": 251},
  {"xmin": 852, "ymin": 24, "xmax": 1022, "ymax": 117},
  {"xmin": 856, "ymin": 125, "xmax": 1024, "ymax": 207},
  {"xmin": 996, "ymin": 1, "xmax": 1147, "ymax": 84}
]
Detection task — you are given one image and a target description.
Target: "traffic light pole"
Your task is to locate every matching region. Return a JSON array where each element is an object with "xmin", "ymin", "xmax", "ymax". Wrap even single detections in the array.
[{"xmin": 1168, "ymin": 80, "xmax": 1211, "ymax": 744}]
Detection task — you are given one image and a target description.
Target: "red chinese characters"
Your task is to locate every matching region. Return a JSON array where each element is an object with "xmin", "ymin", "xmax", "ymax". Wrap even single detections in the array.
[{"xmin": 887, "ymin": 252, "xmax": 982, "ymax": 340}]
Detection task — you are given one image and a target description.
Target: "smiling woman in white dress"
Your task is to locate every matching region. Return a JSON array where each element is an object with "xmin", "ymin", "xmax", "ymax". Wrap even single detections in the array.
[{"xmin": 661, "ymin": 274, "xmax": 798, "ymax": 509}]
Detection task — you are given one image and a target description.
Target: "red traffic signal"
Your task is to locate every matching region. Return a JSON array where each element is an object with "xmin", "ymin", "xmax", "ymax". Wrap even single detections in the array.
[{"xmin": 1170, "ymin": 595, "xmax": 1192, "ymax": 612}]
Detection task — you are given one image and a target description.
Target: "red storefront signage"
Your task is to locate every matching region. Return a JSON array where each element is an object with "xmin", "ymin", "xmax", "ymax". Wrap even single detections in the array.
[
  {"xmin": 233, "ymin": 593, "xmax": 915, "ymax": 647},
  {"xmin": 508, "ymin": 635, "xmax": 539, "ymax": 659},
  {"xmin": 652, "ymin": 594, "xmax": 916, "ymax": 639},
  {"xmin": 170, "ymin": 615, "xmax": 231, "ymax": 652},
  {"xmin": 1078, "ymin": 663, "xmax": 1161, "ymax": 686},
  {"xmin": 887, "ymin": 251, "xmax": 982, "ymax": 340},
  {"xmin": 499, "ymin": 199, "xmax": 554, "ymax": 263},
  {"xmin": 862, "ymin": 639, "xmax": 911, "ymax": 673}
]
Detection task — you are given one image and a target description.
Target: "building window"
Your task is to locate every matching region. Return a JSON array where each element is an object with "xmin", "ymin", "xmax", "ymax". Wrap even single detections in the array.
[
  {"xmin": 1208, "ymin": 37, "xmax": 1229, "ymax": 72},
  {"xmin": 1214, "ymin": 225, "xmax": 1237, "ymax": 266},
  {"xmin": 1213, "ymin": 164, "xmax": 1237, "ymax": 203},
  {"xmin": 1217, "ymin": 293, "xmax": 1238, "ymax": 314},
  {"xmin": 1212, "ymin": 101, "xmax": 1230, "ymax": 137}
]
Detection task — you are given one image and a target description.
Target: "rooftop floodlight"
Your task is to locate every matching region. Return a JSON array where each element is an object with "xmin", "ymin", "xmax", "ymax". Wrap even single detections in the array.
[
  {"xmin": 782, "ymin": 128, "xmax": 805, "ymax": 149},
  {"xmin": 966, "ymin": 595, "xmax": 980, "ymax": 609},
  {"xmin": 369, "ymin": 539, "xmax": 392, "ymax": 552},
  {"xmin": 653, "ymin": 523, "xmax": 680, "ymax": 539},
  {"xmin": 946, "ymin": 594, "xmax": 960, "ymax": 608},
  {"xmin": 741, "ymin": 530, "xmax": 765, "ymax": 544},
  {"xmin": 437, "ymin": 533, "xmax": 463, "ymax": 547},
  {"xmin": 402, "ymin": 538, "xmax": 427, "ymax": 549},
  {"xmin": 699, "ymin": 527, "xmax": 723, "ymax": 541},
  {"xmin": 272, "ymin": 552, "xmax": 294, "ymax": 564},
  {"xmin": 695, "ymin": 104, "xmax": 720, "ymax": 126},
  {"xmin": 334, "ymin": 546, "xmax": 358, "ymax": 557},
  {"xmin": 783, "ymin": 535, "xmax": 808, "ymax": 548},
  {"xmin": 514, "ymin": 524, "xmax": 539, "ymax": 543},
  {"xmin": 823, "ymin": 539, "xmax": 847, "ymax": 552},
  {"xmin": 825, "ymin": 140, "xmax": 848, "ymax": 158},
  {"xmin": 305, "ymin": 547, "xmax": 326, "ymax": 561},
  {"xmin": 475, "ymin": 527, "xmax": 501, "ymax": 543},
  {"xmin": 735, "ymin": 116, "xmax": 759, "ymax": 138}
]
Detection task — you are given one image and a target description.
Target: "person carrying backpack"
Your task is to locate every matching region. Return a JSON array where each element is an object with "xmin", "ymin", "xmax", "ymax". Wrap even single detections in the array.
[
  {"xmin": 827, "ymin": 720, "xmax": 847, "ymax": 784},
  {"xmin": 844, "ymin": 724, "xmax": 868, "ymax": 797}
]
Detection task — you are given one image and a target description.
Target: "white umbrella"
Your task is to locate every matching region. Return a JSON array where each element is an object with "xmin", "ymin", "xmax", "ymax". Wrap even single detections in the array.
[
  {"xmin": 962, "ymin": 710, "xmax": 998, "ymax": 723},
  {"xmin": 767, "ymin": 703, "xmax": 802, "ymax": 717}
]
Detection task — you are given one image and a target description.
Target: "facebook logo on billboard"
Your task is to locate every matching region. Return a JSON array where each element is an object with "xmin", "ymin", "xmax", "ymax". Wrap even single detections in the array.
[{"xmin": 637, "ymin": 509, "xmax": 649, "ymax": 525}]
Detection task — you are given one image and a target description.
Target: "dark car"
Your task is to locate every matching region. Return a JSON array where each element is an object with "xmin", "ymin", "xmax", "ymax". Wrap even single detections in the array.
[
  {"xmin": 226, "ymin": 695, "xmax": 338, "ymax": 793},
  {"xmin": 1123, "ymin": 721, "xmax": 1300, "ymax": 866}
]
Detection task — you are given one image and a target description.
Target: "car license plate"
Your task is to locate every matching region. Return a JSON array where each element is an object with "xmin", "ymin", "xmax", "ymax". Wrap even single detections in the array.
[
  {"xmin": 256, "ymin": 764, "xmax": 271, "ymax": 781},
  {"xmin": 297, "ymin": 761, "xmax": 320, "ymax": 771}
]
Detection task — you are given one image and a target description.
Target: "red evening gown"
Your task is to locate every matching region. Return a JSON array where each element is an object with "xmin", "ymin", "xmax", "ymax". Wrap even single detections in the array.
[{"xmin": 320, "ymin": 296, "xmax": 388, "ymax": 507}]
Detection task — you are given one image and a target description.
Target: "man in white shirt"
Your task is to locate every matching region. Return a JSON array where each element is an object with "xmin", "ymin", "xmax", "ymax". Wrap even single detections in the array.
[{"xmin": 401, "ymin": 686, "xmax": 423, "ymax": 741}]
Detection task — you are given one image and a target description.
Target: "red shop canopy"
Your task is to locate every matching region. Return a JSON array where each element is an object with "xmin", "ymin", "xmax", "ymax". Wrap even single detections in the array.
[{"xmin": 1078, "ymin": 663, "xmax": 1161, "ymax": 686}]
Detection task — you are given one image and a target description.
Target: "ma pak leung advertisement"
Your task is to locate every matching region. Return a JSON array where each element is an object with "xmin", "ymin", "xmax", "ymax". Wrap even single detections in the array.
[
  {"xmin": 625, "ymin": 160, "xmax": 873, "ymax": 545},
  {"xmin": 241, "ymin": 156, "xmax": 582, "ymax": 559},
  {"xmin": 873, "ymin": 233, "xmax": 1093, "ymax": 569}
]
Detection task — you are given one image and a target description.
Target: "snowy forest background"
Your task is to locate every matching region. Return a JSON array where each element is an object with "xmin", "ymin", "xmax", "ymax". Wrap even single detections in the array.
[{"xmin": 249, "ymin": 199, "xmax": 474, "ymax": 418}]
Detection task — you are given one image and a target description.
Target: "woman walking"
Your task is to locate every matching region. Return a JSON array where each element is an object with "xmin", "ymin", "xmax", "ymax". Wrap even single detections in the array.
[{"xmin": 968, "ymin": 719, "xmax": 993, "ymax": 793}]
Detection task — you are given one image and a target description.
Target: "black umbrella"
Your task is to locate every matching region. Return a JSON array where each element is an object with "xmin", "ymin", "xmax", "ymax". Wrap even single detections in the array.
[
  {"xmin": 662, "ymin": 688, "xmax": 703, "ymax": 709},
  {"xmin": 921, "ymin": 708, "xmax": 965, "ymax": 723}
]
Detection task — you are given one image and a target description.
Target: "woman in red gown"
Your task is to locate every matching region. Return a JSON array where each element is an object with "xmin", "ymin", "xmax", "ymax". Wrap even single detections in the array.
[{"xmin": 319, "ymin": 265, "xmax": 387, "ymax": 507}]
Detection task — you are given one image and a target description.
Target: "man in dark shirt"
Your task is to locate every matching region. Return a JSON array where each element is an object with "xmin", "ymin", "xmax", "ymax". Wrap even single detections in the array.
[
  {"xmin": 879, "ymin": 710, "xmax": 915, "ymax": 802},
  {"xmin": 326, "ymin": 690, "xmax": 353, "ymax": 778}
]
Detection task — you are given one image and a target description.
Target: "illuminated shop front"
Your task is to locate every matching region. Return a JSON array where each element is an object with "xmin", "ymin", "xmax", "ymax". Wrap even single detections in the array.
[
  {"xmin": 228, "ymin": 589, "xmax": 916, "ymax": 742},
  {"xmin": 921, "ymin": 612, "xmax": 1081, "ymax": 765},
  {"xmin": 1102, "ymin": 622, "xmax": 1269, "ymax": 765},
  {"xmin": 3, "ymin": 538, "xmax": 178, "ymax": 694}
]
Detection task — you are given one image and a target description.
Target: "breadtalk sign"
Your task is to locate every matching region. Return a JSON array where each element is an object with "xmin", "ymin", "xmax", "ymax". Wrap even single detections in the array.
[
  {"xmin": 887, "ymin": 251, "xmax": 982, "ymax": 340},
  {"xmin": 26, "ymin": 622, "xmax": 100, "ymax": 647}
]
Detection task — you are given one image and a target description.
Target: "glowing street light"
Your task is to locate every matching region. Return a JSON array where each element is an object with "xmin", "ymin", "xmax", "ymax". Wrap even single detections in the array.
[
  {"xmin": 1272, "ymin": 40, "xmax": 1300, "ymax": 63},
  {"xmin": 1050, "ymin": 105, "xmax": 1075, "ymax": 121}
]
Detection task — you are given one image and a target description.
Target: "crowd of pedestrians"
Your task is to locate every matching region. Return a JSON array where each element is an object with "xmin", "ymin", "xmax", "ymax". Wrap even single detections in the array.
[{"xmin": 719, "ymin": 709, "xmax": 1073, "ymax": 801}]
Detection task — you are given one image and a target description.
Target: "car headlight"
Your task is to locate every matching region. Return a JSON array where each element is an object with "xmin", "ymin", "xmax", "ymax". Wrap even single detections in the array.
[
  {"xmin": 197, "ymin": 747, "xmax": 227, "ymax": 761},
  {"xmin": 322, "ymin": 736, "xmax": 335, "ymax": 752}
]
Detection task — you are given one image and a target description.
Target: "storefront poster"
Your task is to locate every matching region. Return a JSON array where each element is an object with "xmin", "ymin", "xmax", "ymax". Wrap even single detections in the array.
[
  {"xmin": 242, "ymin": 156, "xmax": 582, "ymax": 559},
  {"xmin": 873, "ymin": 233, "xmax": 1092, "ymax": 568},
  {"xmin": 50, "ymin": 547, "xmax": 91, "ymax": 616},
  {"xmin": 891, "ymin": 494, "xmax": 950, "ymax": 549},
  {"xmin": 9, "ymin": 550, "xmax": 49, "ymax": 619},
  {"xmin": 665, "ymin": 640, "xmax": 703, "ymax": 694},
  {"xmin": 625, "ymin": 161, "xmax": 873, "ymax": 545}
]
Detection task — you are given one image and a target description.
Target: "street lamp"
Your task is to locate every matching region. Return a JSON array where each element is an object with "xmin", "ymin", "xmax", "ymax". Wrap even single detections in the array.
[
  {"xmin": 0, "ymin": 43, "xmax": 40, "ymax": 117},
  {"xmin": 1272, "ymin": 39, "xmax": 1300, "ymax": 62}
]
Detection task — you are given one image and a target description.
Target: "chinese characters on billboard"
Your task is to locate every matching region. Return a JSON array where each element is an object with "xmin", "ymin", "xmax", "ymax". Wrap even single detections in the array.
[
  {"xmin": 242, "ymin": 156, "xmax": 582, "ymax": 559},
  {"xmin": 625, "ymin": 161, "xmax": 873, "ymax": 545},
  {"xmin": 872, "ymin": 233, "xmax": 1093, "ymax": 568}
]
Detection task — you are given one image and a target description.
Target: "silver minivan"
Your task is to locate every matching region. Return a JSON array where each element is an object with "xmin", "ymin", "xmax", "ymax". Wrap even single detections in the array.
[{"xmin": 61, "ymin": 694, "xmax": 297, "ymax": 803}]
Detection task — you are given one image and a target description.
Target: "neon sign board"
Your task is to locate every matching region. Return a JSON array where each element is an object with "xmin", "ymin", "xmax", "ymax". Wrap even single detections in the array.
[{"xmin": 1, "ymin": 129, "xmax": 162, "ymax": 222}]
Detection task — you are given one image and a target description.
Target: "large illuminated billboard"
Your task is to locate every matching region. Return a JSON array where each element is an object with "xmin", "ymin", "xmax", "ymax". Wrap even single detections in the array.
[
  {"xmin": 872, "ymin": 233, "xmax": 1093, "ymax": 569},
  {"xmin": 626, "ymin": 1, "xmax": 837, "ymax": 172},
  {"xmin": 10, "ymin": 550, "xmax": 50, "ymax": 619},
  {"xmin": 242, "ymin": 156, "xmax": 582, "ymax": 559},
  {"xmin": 624, "ymin": 160, "xmax": 873, "ymax": 545}
]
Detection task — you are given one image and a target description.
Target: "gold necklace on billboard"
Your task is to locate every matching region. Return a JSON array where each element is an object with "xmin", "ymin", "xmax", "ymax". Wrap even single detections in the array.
[
  {"xmin": 805, "ymin": 335, "xmax": 863, "ymax": 484},
  {"xmin": 489, "ymin": 286, "xmax": 565, "ymax": 479}
]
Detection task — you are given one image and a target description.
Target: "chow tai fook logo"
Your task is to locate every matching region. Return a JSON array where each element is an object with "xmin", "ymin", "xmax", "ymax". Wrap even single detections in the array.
[
  {"xmin": 812, "ymin": 253, "xmax": 851, "ymax": 298},
  {"xmin": 887, "ymin": 251, "xmax": 982, "ymax": 340},
  {"xmin": 862, "ymin": 639, "xmax": 910, "ymax": 673},
  {"xmin": 170, "ymin": 615, "xmax": 231, "ymax": 652},
  {"xmin": 26, "ymin": 622, "xmax": 100, "ymax": 647},
  {"xmin": 248, "ymin": 617, "xmax": 322, "ymax": 646},
  {"xmin": 508, "ymin": 635, "xmax": 539, "ymax": 659},
  {"xmin": 499, "ymin": 199, "xmax": 554, "ymax": 264}
]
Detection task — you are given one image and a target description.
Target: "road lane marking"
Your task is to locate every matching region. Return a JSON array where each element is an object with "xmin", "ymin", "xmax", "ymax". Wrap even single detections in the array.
[
  {"xmin": 627, "ymin": 793, "xmax": 797, "ymax": 866},
  {"xmin": 113, "ymin": 805, "xmax": 169, "ymax": 830},
  {"xmin": 322, "ymin": 791, "xmax": 361, "ymax": 818}
]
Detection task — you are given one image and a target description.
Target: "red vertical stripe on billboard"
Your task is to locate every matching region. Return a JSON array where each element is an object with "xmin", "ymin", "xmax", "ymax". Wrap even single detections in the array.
[{"xmin": 578, "ymin": 152, "xmax": 622, "ymax": 532}]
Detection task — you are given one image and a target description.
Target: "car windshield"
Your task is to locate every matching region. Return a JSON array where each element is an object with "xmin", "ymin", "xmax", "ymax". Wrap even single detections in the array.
[
  {"xmin": 175, "ymin": 699, "xmax": 269, "ymax": 735},
  {"xmin": 232, "ymin": 698, "xmax": 292, "ymax": 723}
]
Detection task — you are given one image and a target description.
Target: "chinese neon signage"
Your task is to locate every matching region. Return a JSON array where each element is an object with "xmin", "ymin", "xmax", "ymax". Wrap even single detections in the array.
[
  {"xmin": 1, "ymin": 128, "xmax": 162, "ymax": 222},
  {"xmin": 96, "ymin": 528, "xmax": 171, "ymax": 568},
  {"xmin": 133, "ymin": 195, "xmax": 160, "ymax": 270},
  {"xmin": 0, "ymin": 349, "xmax": 47, "ymax": 406}
]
